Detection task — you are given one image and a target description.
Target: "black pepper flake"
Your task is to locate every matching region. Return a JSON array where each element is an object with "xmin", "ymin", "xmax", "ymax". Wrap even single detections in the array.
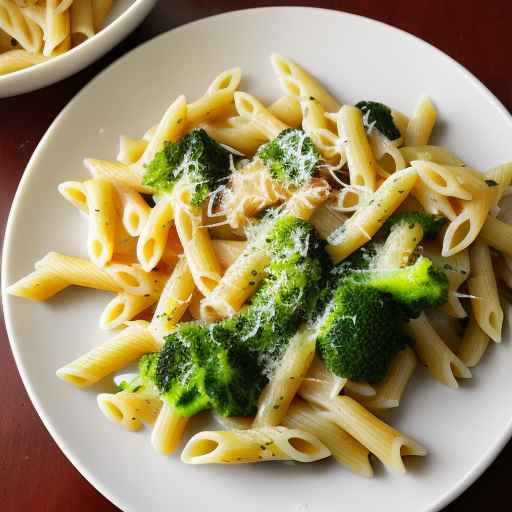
[{"xmin": 251, "ymin": 270, "xmax": 258, "ymax": 276}]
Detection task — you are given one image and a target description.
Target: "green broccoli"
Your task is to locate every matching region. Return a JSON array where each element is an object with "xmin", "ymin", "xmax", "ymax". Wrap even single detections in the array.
[
  {"xmin": 385, "ymin": 211, "xmax": 447, "ymax": 239},
  {"xmin": 315, "ymin": 248, "xmax": 448, "ymax": 382},
  {"xmin": 142, "ymin": 128, "xmax": 231, "ymax": 206},
  {"xmin": 353, "ymin": 256, "xmax": 448, "ymax": 316},
  {"xmin": 257, "ymin": 128, "xmax": 321, "ymax": 186},
  {"xmin": 138, "ymin": 216, "xmax": 327, "ymax": 417},
  {"xmin": 356, "ymin": 101, "xmax": 401, "ymax": 140},
  {"xmin": 316, "ymin": 280, "xmax": 410, "ymax": 382}
]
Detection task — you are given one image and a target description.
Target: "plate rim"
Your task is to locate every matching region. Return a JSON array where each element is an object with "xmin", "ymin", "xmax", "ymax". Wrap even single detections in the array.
[{"xmin": 2, "ymin": 6, "xmax": 512, "ymax": 512}]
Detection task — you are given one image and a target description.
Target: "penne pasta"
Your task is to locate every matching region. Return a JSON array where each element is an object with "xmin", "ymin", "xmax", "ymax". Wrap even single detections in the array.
[
  {"xmin": 254, "ymin": 325, "xmax": 316, "ymax": 427},
  {"xmin": 457, "ymin": 316, "xmax": 490, "ymax": 368},
  {"xmin": 442, "ymin": 190, "xmax": 491, "ymax": 257},
  {"xmin": 151, "ymin": 401, "xmax": 189, "ymax": 455},
  {"xmin": 406, "ymin": 313, "xmax": 471, "ymax": 388},
  {"xmin": 132, "ymin": 95, "xmax": 188, "ymax": 176},
  {"xmin": 234, "ymin": 91, "xmax": 289, "ymax": 141},
  {"xmin": 400, "ymin": 145, "xmax": 464, "ymax": 166},
  {"xmin": 84, "ymin": 158, "xmax": 156, "ymax": 194},
  {"xmin": 100, "ymin": 292, "xmax": 158, "ymax": 330},
  {"xmin": 283, "ymin": 398, "xmax": 373, "ymax": 477},
  {"xmin": 270, "ymin": 53, "xmax": 340, "ymax": 112},
  {"xmin": 97, "ymin": 390, "xmax": 162, "ymax": 431},
  {"xmin": 149, "ymin": 257, "xmax": 195, "ymax": 342},
  {"xmin": 0, "ymin": 48, "xmax": 46, "ymax": 74},
  {"xmin": 136, "ymin": 194, "xmax": 174, "ymax": 272},
  {"xmin": 468, "ymin": 240, "xmax": 503, "ymax": 342},
  {"xmin": 182, "ymin": 426, "xmax": 330, "ymax": 464},
  {"xmin": 56, "ymin": 322, "xmax": 159, "ymax": 388},
  {"xmin": 404, "ymin": 96, "xmax": 437, "ymax": 146},
  {"xmin": 321, "ymin": 396, "xmax": 426, "ymax": 474},
  {"xmin": 337, "ymin": 105, "xmax": 378, "ymax": 191},
  {"xmin": 212, "ymin": 239, "xmax": 247, "ymax": 268},
  {"xmin": 326, "ymin": 168, "xmax": 418, "ymax": 263},
  {"xmin": 91, "ymin": 0, "xmax": 112, "ymax": 31},
  {"xmin": 84, "ymin": 179, "xmax": 117, "ymax": 267},
  {"xmin": 116, "ymin": 185, "xmax": 151, "ymax": 237},
  {"xmin": 360, "ymin": 347, "xmax": 417, "ymax": 410},
  {"xmin": 172, "ymin": 182, "xmax": 223, "ymax": 296},
  {"xmin": 479, "ymin": 215, "xmax": 512, "ymax": 257}
]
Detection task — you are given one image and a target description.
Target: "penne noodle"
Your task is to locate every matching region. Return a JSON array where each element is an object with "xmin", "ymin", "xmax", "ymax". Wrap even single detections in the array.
[
  {"xmin": 283, "ymin": 398, "xmax": 373, "ymax": 477},
  {"xmin": 457, "ymin": 316, "xmax": 490, "ymax": 368},
  {"xmin": 360, "ymin": 348, "xmax": 417, "ymax": 410},
  {"xmin": 337, "ymin": 105, "xmax": 378, "ymax": 191},
  {"xmin": 84, "ymin": 158, "xmax": 156, "ymax": 194},
  {"xmin": 172, "ymin": 182, "xmax": 223, "ymax": 296},
  {"xmin": 468, "ymin": 240, "xmax": 503, "ymax": 342},
  {"xmin": 400, "ymin": 145, "xmax": 464, "ymax": 166},
  {"xmin": 326, "ymin": 168, "xmax": 418, "ymax": 263},
  {"xmin": 100, "ymin": 292, "xmax": 158, "ymax": 330},
  {"xmin": 270, "ymin": 53, "xmax": 340, "ymax": 112},
  {"xmin": 137, "ymin": 194, "xmax": 174, "ymax": 272},
  {"xmin": 404, "ymin": 96, "xmax": 437, "ymax": 146},
  {"xmin": 132, "ymin": 95, "xmax": 187, "ymax": 176},
  {"xmin": 149, "ymin": 257, "xmax": 195, "ymax": 342},
  {"xmin": 84, "ymin": 179, "xmax": 117, "ymax": 267},
  {"xmin": 117, "ymin": 135, "xmax": 148, "ymax": 165},
  {"xmin": 56, "ymin": 322, "xmax": 159, "ymax": 388},
  {"xmin": 116, "ymin": 185, "xmax": 151, "ymax": 237},
  {"xmin": 212, "ymin": 239, "xmax": 247, "ymax": 268},
  {"xmin": 321, "ymin": 396, "xmax": 426, "ymax": 474},
  {"xmin": 298, "ymin": 356, "xmax": 346, "ymax": 405},
  {"xmin": 234, "ymin": 91, "xmax": 289, "ymax": 141},
  {"xmin": 412, "ymin": 161, "xmax": 487, "ymax": 201},
  {"xmin": 254, "ymin": 325, "xmax": 316, "ymax": 427},
  {"xmin": 406, "ymin": 313, "xmax": 471, "ymax": 388},
  {"xmin": 151, "ymin": 401, "xmax": 189, "ymax": 455},
  {"xmin": 182, "ymin": 426, "xmax": 330, "ymax": 464},
  {"xmin": 479, "ymin": 215, "xmax": 512, "ymax": 257},
  {"xmin": 97, "ymin": 391, "xmax": 162, "ymax": 431}
]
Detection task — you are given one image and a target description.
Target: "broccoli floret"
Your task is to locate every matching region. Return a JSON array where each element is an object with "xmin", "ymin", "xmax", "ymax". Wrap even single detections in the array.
[
  {"xmin": 356, "ymin": 101, "xmax": 401, "ymax": 140},
  {"xmin": 353, "ymin": 256, "xmax": 448, "ymax": 316},
  {"xmin": 142, "ymin": 128, "xmax": 231, "ymax": 206},
  {"xmin": 316, "ymin": 280, "xmax": 410, "ymax": 382},
  {"xmin": 202, "ymin": 327, "xmax": 267, "ymax": 416},
  {"xmin": 385, "ymin": 211, "xmax": 447, "ymax": 239},
  {"xmin": 139, "ymin": 216, "xmax": 327, "ymax": 417},
  {"xmin": 257, "ymin": 128, "xmax": 321, "ymax": 186},
  {"xmin": 316, "ymin": 248, "xmax": 448, "ymax": 382}
]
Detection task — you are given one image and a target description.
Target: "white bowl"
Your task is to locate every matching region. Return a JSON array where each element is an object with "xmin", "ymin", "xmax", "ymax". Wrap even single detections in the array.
[
  {"xmin": 3, "ymin": 7, "xmax": 512, "ymax": 512},
  {"xmin": 0, "ymin": 0, "xmax": 157, "ymax": 98}
]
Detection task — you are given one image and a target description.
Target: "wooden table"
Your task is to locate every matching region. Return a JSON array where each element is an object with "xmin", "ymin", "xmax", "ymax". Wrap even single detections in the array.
[{"xmin": 1, "ymin": 1, "xmax": 511, "ymax": 510}]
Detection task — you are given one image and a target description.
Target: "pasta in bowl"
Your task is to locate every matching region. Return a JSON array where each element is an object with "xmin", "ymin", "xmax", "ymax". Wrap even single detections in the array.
[
  {"xmin": 0, "ymin": 0, "xmax": 156, "ymax": 97},
  {"xmin": 5, "ymin": 52, "xmax": 512, "ymax": 480}
]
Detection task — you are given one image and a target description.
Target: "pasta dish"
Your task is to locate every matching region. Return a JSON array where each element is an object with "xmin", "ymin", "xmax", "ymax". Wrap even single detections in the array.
[
  {"xmin": 7, "ymin": 54, "xmax": 512, "ymax": 476},
  {"xmin": 0, "ymin": 0, "xmax": 114, "ymax": 76}
]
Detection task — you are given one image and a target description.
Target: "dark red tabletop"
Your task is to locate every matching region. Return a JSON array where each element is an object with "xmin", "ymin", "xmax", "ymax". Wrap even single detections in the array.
[{"xmin": 1, "ymin": 1, "xmax": 511, "ymax": 510}]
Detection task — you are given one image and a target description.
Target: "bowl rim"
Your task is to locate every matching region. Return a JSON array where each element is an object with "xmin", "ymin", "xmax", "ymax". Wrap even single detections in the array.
[
  {"xmin": 0, "ymin": 0, "xmax": 154, "ymax": 85},
  {"xmin": 2, "ymin": 6, "xmax": 512, "ymax": 512}
]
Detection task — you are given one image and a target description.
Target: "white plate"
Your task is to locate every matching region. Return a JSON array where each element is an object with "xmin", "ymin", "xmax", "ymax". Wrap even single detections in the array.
[
  {"xmin": 3, "ymin": 7, "xmax": 512, "ymax": 512},
  {"xmin": 0, "ymin": 0, "xmax": 157, "ymax": 98}
]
